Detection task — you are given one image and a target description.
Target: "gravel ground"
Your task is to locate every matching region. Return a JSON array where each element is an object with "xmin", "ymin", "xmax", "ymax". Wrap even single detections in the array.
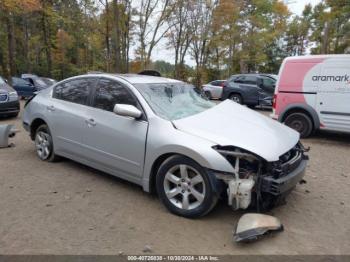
[{"xmin": 0, "ymin": 102, "xmax": 349, "ymax": 255}]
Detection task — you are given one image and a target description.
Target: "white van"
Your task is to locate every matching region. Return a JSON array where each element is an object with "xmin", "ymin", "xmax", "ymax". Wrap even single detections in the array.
[{"xmin": 271, "ymin": 55, "xmax": 350, "ymax": 137}]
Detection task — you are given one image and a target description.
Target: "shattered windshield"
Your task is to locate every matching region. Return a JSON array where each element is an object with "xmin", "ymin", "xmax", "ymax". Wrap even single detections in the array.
[{"xmin": 134, "ymin": 83, "xmax": 215, "ymax": 120}]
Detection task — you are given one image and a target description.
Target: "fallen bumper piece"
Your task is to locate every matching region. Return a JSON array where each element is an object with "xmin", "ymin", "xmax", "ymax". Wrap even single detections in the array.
[
  {"xmin": 0, "ymin": 124, "xmax": 19, "ymax": 148},
  {"xmin": 233, "ymin": 213, "xmax": 283, "ymax": 242}
]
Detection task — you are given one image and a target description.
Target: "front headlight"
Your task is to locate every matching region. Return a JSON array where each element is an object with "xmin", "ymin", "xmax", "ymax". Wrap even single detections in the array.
[{"xmin": 8, "ymin": 91, "xmax": 19, "ymax": 101}]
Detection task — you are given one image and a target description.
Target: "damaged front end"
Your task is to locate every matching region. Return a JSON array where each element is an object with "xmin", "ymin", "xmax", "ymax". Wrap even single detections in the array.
[{"xmin": 212, "ymin": 142, "xmax": 309, "ymax": 211}]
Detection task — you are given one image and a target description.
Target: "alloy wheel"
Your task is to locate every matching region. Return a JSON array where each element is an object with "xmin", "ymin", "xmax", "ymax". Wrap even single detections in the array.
[{"xmin": 163, "ymin": 164, "xmax": 206, "ymax": 210}]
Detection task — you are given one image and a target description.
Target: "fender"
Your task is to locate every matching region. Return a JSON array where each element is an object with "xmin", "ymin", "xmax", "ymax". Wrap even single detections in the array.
[{"xmin": 278, "ymin": 103, "xmax": 320, "ymax": 129}]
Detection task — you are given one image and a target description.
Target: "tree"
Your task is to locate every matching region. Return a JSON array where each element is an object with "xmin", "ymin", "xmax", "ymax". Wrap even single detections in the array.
[{"xmin": 135, "ymin": 0, "xmax": 174, "ymax": 68}]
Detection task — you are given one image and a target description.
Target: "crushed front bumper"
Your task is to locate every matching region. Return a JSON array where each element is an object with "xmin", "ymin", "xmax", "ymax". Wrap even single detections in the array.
[{"xmin": 261, "ymin": 159, "xmax": 307, "ymax": 196}]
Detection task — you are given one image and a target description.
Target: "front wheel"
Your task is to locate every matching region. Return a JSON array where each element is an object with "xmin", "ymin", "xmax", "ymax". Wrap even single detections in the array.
[
  {"xmin": 204, "ymin": 91, "xmax": 212, "ymax": 99},
  {"xmin": 284, "ymin": 112, "xmax": 313, "ymax": 138},
  {"xmin": 156, "ymin": 155, "xmax": 218, "ymax": 218}
]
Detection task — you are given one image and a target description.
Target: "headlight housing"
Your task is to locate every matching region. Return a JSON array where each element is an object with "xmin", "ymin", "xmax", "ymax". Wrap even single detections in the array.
[
  {"xmin": 213, "ymin": 145, "xmax": 262, "ymax": 179},
  {"xmin": 8, "ymin": 91, "xmax": 19, "ymax": 102}
]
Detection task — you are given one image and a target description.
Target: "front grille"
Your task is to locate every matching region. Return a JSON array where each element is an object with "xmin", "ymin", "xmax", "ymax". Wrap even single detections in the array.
[{"xmin": 0, "ymin": 93, "xmax": 8, "ymax": 102}]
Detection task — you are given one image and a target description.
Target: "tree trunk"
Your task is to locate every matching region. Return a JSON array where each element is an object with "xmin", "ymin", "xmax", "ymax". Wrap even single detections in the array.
[
  {"xmin": 6, "ymin": 14, "xmax": 16, "ymax": 77},
  {"xmin": 105, "ymin": 0, "xmax": 110, "ymax": 72},
  {"xmin": 113, "ymin": 0, "xmax": 121, "ymax": 72},
  {"xmin": 42, "ymin": 6, "xmax": 52, "ymax": 77}
]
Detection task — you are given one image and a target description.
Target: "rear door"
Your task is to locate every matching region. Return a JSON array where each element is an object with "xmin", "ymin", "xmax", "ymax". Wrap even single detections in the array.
[
  {"xmin": 258, "ymin": 76, "xmax": 276, "ymax": 105},
  {"xmin": 235, "ymin": 75, "xmax": 259, "ymax": 105},
  {"xmin": 317, "ymin": 60, "xmax": 350, "ymax": 132},
  {"xmin": 83, "ymin": 78, "xmax": 148, "ymax": 181},
  {"xmin": 50, "ymin": 78, "xmax": 97, "ymax": 156}
]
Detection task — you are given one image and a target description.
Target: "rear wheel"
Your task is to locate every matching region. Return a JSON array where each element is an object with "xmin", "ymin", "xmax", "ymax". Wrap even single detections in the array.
[
  {"xmin": 204, "ymin": 91, "xmax": 212, "ymax": 99},
  {"xmin": 34, "ymin": 124, "xmax": 60, "ymax": 162},
  {"xmin": 284, "ymin": 112, "xmax": 313, "ymax": 138},
  {"xmin": 156, "ymin": 155, "xmax": 218, "ymax": 218},
  {"xmin": 229, "ymin": 93, "xmax": 242, "ymax": 104}
]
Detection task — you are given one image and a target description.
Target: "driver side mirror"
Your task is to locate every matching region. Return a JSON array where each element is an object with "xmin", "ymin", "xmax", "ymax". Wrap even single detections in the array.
[
  {"xmin": 257, "ymin": 78, "xmax": 264, "ymax": 88},
  {"xmin": 113, "ymin": 104, "xmax": 142, "ymax": 119}
]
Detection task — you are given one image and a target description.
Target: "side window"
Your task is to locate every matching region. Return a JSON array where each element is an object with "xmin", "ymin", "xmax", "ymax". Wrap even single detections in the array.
[
  {"xmin": 13, "ymin": 77, "xmax": 30, "ymax": 85},
  {"xmin": 243, "ymin": 76, "xmax": 257, "ymax": 85},
  {"xmin": 53, "ymin": 79, "xmax": 93, "ymax": 105},
  {"xmin": 233, "ymin": 76, "xmax": 245, "ymax": 84},
  {"xmin": 262, "ymin": 77, "xmax": 276, "ymax": 87},
  {"xmin": 23, "ymin": 78, "xmax": 35, "ymax": 85},
  {"xmin": 93, "ymin": 79, "xmax": 137, "ymax": 112}
]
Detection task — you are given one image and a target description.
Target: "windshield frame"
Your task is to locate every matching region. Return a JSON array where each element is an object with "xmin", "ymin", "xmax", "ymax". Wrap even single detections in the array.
[{"xmin": 133, "ymin": 82, "xmax": 215, "ymax": 121}]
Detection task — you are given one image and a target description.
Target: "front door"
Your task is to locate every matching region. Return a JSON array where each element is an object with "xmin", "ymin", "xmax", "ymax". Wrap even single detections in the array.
[{"xmin": 83, "ymin": 78, "xmax": 148, "ymax": 182}]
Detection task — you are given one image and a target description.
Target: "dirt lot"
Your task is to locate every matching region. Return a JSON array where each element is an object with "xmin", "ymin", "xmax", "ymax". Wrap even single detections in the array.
[{"xmin": 0, "ymin": 102, "xmax": 349, "ymax": 255}]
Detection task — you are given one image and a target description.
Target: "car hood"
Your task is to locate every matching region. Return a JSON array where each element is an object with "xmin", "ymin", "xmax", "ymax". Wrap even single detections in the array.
[
  {"xmin": 172, "ymin": 100, "xmax": 299, "ymax": 162},
  {"xmin": 0, "ymin": 83, "xmax": 14, "ymax": 93}
]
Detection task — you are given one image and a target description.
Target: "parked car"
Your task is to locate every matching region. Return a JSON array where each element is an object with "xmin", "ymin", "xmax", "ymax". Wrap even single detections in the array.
[
  {"xmin": 0, "ymin": 76, "xmax": 20, "ymax": 117},
  {"xmin": 23, "ymin": 74, "xmax": 308, "ymax": 218},
  {"xmin": 271, "ymin": 55, "xmax": 350, "ymax": 138},
  {"xmin": 11, "ymin": 77, "xmax": 36, "ymax": 98},
  {"xmin": 40, "ymin": 77, "xmax": 57, "ymax": 87},
  {"xmin": 221, "ymin": 74, "xmax": 277, "ymax": 107},
  {"xmin": 202, "ymin": 80, "xmax": 226, "ymax": 99},
  {"xmin": 21, "ymin": 74, "xmax": 51, "ymax": 91}
]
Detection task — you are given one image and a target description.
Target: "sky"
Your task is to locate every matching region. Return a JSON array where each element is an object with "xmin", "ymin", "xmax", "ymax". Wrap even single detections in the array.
[{"xmin": 135, "ymin": 0, "xmax": 322, "ymax": 66}]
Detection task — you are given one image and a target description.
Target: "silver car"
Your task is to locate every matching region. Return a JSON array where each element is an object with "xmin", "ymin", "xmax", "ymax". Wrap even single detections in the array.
[
  {"xmin": 23, "ymin": 74, "xmax": 308, "ymax": 218},
  {"xmin": 202, "ymin": 80, "xmax": 226, "ymax": 99}
]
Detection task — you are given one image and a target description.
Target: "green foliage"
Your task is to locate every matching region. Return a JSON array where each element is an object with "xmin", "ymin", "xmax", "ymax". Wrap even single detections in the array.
[{"xmin": 0, "ymin": 0, "xmax": 348, "ymax": 82}]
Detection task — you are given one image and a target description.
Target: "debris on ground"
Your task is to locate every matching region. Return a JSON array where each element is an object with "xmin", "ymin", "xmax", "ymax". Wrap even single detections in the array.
[
  {"xmin": 143, "ymin": 245, "xmax": 152, "ymax": 253},
  {"xmin": 233, "ymin": 213, "xmax": 283, "ymax": 243}
]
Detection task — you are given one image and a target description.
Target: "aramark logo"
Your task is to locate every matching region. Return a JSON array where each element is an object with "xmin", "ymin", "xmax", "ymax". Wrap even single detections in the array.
[{"xmin": 312, "ymin": 74, "xmax": 350, "ymax": 83}]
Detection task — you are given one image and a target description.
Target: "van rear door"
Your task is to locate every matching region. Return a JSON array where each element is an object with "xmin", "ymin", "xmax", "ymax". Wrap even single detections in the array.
[{"xmin": 316, "ymin": 60, "xmax": 350, "ymax": 133}]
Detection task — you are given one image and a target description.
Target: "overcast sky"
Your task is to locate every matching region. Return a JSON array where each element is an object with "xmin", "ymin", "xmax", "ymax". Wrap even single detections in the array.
[{"xmin": 136, "ymin": 0, "xmax": 322, "ymax": 66}]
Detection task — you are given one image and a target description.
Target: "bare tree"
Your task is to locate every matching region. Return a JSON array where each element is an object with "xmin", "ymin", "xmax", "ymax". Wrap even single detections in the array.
[
  {"xmin": 166, "ymin": 0, "xmax": 194, "ymax": 79},
  {"xmin": 189, "ymin": 0, "xmax": 216, "ymax": 87},
  {"xmin": 136, "ymin": 0, "xmax": 174, "ymax": 68}
]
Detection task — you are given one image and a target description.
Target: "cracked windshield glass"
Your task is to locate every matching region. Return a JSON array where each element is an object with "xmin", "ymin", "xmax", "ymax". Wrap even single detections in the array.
[{"xmin": 135, "ymin": 83, "xmax": 215, "ymax": 120}]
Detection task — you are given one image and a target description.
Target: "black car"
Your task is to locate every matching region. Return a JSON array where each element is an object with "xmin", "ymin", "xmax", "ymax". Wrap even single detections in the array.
[
  {"xmin": 21, "ymin": 74, "xmax": 53, "ymax": 91},
  {"xmin": 221, "ymin": 74, "xmax": 277, "ymax": 107},
  {"xmin": 11, "ymin": 77, "xmax": 36, "ymax": 98},
  {"xmin": 0, "ymin": 76, "xmax": 20, "ymax": 117}
]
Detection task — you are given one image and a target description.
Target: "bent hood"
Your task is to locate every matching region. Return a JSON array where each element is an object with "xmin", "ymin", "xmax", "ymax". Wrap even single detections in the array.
[{"xmin": 172, "ymin": 100, "xmax": 299, "ymax": 162}]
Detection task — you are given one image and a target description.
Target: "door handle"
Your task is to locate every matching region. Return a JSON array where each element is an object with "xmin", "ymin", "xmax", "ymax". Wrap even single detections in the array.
[
  {"xmin": 85, "ymin": 118, "xmax": 96, "ymax": 127},
  {"xmin": 46, "ymin": 105, "xmax": 55, "ymax": 111}
]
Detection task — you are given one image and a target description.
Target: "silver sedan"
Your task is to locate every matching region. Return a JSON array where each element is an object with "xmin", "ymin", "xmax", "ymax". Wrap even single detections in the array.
[{"xmin": 23, "ymin": 74, "xmax": 308, "ymax": 218}]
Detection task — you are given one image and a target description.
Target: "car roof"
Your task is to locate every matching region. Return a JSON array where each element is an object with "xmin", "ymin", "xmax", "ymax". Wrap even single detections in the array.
[
  {"xmin": 21, "ymin": 73, "xmax": 38, "ymax": 78},
  {"xmin": 86, "ymin": 73, "xmax": 183, "ymax": 84},
  {"xmin": 229, "ymin": 73, "xmax": 277, "ymax": 78}
]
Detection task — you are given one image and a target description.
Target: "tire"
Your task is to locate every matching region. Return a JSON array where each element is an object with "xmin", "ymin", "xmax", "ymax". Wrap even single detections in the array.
[
  {"xmin": 204, "ymin": 91, "xmax": 212, "ymax": 99},
  {"xmin": 156, "ymin": 155, "xmax": 218, "ymax": 218},
  {"xmin": 34, "ymin": 124, "xmax": 60, "ymax": 162},
  {"xmin": 229, "ymin": 93, "xmax": 243, "ymax": 104},
  {"xmin": 284, "ymin": 112, "xmax": 313, "ymax": 138}
]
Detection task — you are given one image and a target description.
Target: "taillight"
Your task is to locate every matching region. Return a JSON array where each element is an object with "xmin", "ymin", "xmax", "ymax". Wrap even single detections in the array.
[{"xmin": 272, "ymin": 94, "xmax": 277, "ymax": 109}]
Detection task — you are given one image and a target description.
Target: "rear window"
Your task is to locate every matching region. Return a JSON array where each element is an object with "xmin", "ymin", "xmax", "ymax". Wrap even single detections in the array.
[{"xmin": 53, "ymin": 78, "xmax": 95, "ymax": 105}]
